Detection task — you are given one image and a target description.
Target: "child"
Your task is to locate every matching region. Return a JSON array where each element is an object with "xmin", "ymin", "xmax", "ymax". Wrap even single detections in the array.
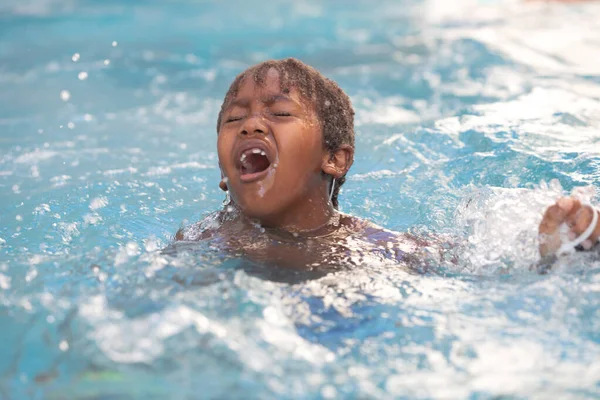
[{"xmin": 174, "ymin": 58, "xmax": 600, "ymax": 272}]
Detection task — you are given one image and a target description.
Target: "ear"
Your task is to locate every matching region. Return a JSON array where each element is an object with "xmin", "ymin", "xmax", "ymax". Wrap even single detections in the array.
[
  {"xmin": 321, "ymin": 145, "xmax": 354, "ymax": 179},
  {"xmin": 219, "ymin": 166, "xmax": 228, "ymax": 191}
]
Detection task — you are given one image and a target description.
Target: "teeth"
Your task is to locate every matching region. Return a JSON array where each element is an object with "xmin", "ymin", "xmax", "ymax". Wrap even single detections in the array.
[{"xmin": 240, "ymin": 148, "xmax": 268, "ymax": 164}]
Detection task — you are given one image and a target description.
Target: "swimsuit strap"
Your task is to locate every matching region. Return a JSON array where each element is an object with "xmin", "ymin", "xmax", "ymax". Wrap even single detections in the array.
[{"xmin": 557, "ymin": 202, "xmax": 599, "ymax": 255}]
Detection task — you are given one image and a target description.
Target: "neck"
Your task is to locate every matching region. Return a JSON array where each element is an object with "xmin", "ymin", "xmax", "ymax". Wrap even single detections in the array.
[{"xmin": 243, "ymin": 189, "xmax": 336, "ymax": 233}]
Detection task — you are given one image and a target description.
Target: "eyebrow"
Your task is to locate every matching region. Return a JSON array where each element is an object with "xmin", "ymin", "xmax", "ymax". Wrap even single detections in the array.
[{"xmin": 227, "ymin": 94, "xmax": 298, "ymax": 110}]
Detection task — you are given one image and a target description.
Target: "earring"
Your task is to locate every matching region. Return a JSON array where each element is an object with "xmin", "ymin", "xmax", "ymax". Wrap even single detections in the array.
[{"xmin": 329, "ymin": 178, "xmax": 336, "ymax": 203}]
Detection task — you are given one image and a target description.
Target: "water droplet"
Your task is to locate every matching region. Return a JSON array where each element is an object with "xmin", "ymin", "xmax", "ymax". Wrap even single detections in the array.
[
  {"xmin": 0, "ymin": 273, "xmax": 10, "ymax": 289},
  {"xmin": 321, "ymin": 385, "xmax": 337, "ymax": 399},
  {"xmin": 77, "ymin": 71, "xmax": 88, "ymax": 80},
  {"xmin": 60, "ymin": 90, "xmax": 71, "ymax": 102},
  {"xmin": 59, "ymin": 340, "xmax": 69, "ymax": 351},
  {"xmin": 71, "ymin": 53, "xmax": 80, "ymax": 62}
]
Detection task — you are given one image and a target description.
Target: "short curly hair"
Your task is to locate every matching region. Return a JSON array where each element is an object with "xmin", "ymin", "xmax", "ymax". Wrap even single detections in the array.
[{"xmin": 216, "ymin": 58, "xmax": 355, "ymax": 209}]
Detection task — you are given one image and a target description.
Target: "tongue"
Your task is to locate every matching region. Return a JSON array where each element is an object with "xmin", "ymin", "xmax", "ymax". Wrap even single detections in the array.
[{"xmin": 241, "ymin": 153, "xmax": 270, "ymax": 175}]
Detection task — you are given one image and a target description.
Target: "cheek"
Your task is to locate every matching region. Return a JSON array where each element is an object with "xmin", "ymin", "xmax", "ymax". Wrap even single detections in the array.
[
  {"xmin": 216, "ymin": 135, "xmax": 232, "ymax": 167},
  {"xmin": 277, "ymin": 130, "xmax": 323, "ymax": 170}
]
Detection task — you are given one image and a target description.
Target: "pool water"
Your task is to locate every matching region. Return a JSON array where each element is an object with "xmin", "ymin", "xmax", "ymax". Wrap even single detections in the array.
[{"xmin": 1, "ymin": 0, "xmax": 600, "ymax": 398}]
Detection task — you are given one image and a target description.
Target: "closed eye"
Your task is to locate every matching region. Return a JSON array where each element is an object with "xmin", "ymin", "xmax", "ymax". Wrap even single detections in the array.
[
  {"xmin": 225, "ymin": 116, "xmax": 243, "ymax": 123},
  {"xmin": 272, "ymin": 111, "xmax": 292, "ymax": 117}
]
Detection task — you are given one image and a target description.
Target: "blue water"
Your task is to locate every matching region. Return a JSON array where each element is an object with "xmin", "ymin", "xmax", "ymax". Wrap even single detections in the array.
[{"xmin": 2, "ymin": 0, "xmax": 600, "ymax": 398}]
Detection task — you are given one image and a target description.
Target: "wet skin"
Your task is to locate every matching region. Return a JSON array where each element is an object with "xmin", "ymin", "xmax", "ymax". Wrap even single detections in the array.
[
  {"xmin": 216, "ymin": 68, "xmax": 339, "ymax": 231},
  {"xmin": 173, "ymin": 69, "xmax": 440, "ymax": 271},
  {"xmin": 173, "ymin": 208, "xmax": 438, "ymax": 277}
]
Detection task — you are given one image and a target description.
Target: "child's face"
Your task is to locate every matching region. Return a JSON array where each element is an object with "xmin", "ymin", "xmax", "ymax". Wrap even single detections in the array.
[{"xmin": 217, "ymin": 68, "xmax": 329, "ymax": 225}]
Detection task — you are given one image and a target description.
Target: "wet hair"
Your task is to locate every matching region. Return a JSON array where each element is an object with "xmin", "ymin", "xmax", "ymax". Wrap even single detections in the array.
[{"xmin": 216, "ymin": 58, "xmax": 355, "ymax": 209}]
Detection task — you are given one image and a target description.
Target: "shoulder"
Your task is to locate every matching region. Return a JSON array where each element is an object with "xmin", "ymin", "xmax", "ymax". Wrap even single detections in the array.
[
  {"xmin": 342, "ymin": 212, "xmax": 436, "ymax": 252},
  {"xmin": 174, "ymin": 211, "xmax": 225, "ymax": 241}
]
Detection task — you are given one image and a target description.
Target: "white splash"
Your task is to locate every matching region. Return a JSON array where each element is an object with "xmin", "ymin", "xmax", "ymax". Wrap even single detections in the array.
[{"xmin": 89, "ymin": 197, "xmax": 108, "ymax": 210}]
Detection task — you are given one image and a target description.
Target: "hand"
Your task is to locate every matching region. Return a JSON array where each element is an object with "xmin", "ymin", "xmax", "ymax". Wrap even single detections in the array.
[{"xmin": 538, "ymin": 197, "xmax": 600, "ymax": 258}]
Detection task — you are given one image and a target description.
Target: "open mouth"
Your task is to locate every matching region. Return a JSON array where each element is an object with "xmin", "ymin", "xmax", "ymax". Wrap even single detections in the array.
[{"xmin": 238, "ymin": 147, "xmax": 272, "ymax": 182}]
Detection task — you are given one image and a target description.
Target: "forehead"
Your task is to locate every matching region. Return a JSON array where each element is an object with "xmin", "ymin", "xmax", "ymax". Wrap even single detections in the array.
[{"xmin": 231, "ymin": 68, "xmax": 312, "ymax": 108}]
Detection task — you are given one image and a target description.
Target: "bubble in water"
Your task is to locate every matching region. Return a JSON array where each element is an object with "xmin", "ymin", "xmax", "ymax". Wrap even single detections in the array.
[
  {"xmin": 0, "ymin": 237, "xmax": 5, "ymax": 246},
  {"xmin": 67, "ymin": 122, "xmax": 75, "ymax": 129},
  {"xmin": 103, "ymin": 59, "xmax": 111, "ymax": 66},
  {"xmin": 46, "ymin": 315, "xmax": 55, "ymax": 324},
  {"xmin": 84, "ymin": 114, "xmax": 94, "ymax": 122},
  {"xmin": 60, "ymin": 90, "xmax": 71, "ymax": 102},
  {"xmin": 112, "ymin": 41, "xmax": 118, "ymax": 47},
  {"xmin": 12, "ymin": 185, "xmax": 19, "ymax": 193},
  {"xmin": 77, "ymin": 71, "xmax": 88, "ymax": 81},
  {"xmin": 71, "ymin": 53, "xmax": 80, "ymax": 62},
  {"xmin": 15, "ymin": 215, "xmax": 22, "ymax": 222}
]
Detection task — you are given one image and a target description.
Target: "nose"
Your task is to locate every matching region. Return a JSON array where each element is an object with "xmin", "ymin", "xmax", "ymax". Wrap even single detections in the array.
[{"xmin": 239, "ymin": 113, "xmax": 268, "ymax": 137}]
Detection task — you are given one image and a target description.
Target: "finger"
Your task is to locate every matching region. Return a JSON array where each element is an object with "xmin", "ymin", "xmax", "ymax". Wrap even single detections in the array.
[
  {"xmin": 563, "ymin": 197, "xmax": 582, "ymax": 225},
  {"xmin": 568, "ymin": 204, "xmax": 594, "ymax": 236},
  {"xmin": 566, "ymin": 205, "xmax": 600, "ymax": 249},
  {"xmin": 539, "ymin": 198, "xmax": 576, "ymax": 235},
  {"xmin": 539, "ymin": 203, "xmax": 567, "ymax": 257},
  {"xmin": 587, "ymin": 207, "xmax": 600, "ymax": 244}
]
